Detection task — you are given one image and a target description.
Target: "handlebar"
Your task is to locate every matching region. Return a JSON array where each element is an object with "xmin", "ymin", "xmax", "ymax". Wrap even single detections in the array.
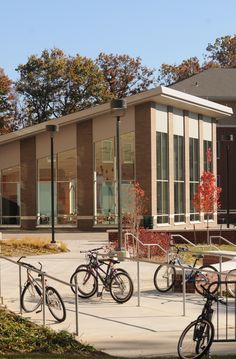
[
  {"xmin": 201, "ymin": 284, "xmax": 226, "ymax": 305},
  {"xmin": 80, "ymin": 246, "xmax": 104, "ymax": 254},
  {"xmin": 17, "ymin": 256, "xmax": 42, "ymax": 271}
]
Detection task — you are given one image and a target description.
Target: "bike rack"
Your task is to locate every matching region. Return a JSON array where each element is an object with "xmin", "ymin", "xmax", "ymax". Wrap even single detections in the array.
[{"xmin": 0, "ymin": 255, "xmax": 80, "ymax": 335}]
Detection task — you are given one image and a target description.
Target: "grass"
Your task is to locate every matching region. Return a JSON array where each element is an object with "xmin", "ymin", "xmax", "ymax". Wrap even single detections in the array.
[
  {"xmin": 0, "ymin": 307, "xmax": 101, "ymax": 357},
  {"xmin": 0, "ymin": 237, "xmax": 69, "ymax": 257}
]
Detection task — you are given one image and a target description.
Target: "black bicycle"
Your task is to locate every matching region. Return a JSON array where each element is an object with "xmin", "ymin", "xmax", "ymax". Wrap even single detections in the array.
[
  {"xmin": 153, "ymin": 245, "xmax": 220, "ymax": 295},
  {"xmin": 70, "ymin": 247, "xmax": 134, "ymax": 303},
  {"xmin": 177, "ymin": 284, "xmax": 226, "ymax": 359},
  {"xmin": 18, "ymin": 257, "xmax": 66, "ymax": 323}
]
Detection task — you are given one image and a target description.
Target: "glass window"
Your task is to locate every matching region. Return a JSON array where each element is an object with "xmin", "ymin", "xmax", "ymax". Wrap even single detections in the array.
[
  {"xmin": 95, "ymin": 137, "xmax": 115, "ymax": 224},
  {"xmin": 57, "ymin": 149, "xmax": 77, "ymax": 225},
  {"xmin": 174, "ymin": 135, "xmax": 185, "ymax": 222},
  {"xmin": 156, "ymin": 132, "xmax": 169, "ymax": 224},
  {"xmin": 0, "ymin": 166, "xmax": 20, "ymax": 225},
  {"xmin": 204, "ymin": 140, "xmax": 213, "ymax": 171},
  {"xmin": 37, "ymin": 149, "xmax": 77, "ymax": 226},
  {"xmin": 121, "ymin": 132, "xmax": 135, "ymax": 180},
  {"xmin": 94, "ymin": 132, "xmax": 135, "ymax": 225},
  {"xmin": 189, "ymin": 138, "xmax": 200, "ymax": 222}
]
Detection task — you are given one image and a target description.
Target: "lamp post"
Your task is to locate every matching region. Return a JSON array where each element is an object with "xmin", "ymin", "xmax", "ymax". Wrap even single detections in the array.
[
  {"xmin": 110, "ymin": 99, "xmax": 127, "ymax": 252},
  {"xmin": 46, "ymin": 124, "xmax": 59, "ymax": 243},
  {"xmin": 221, "ymin": 134, "xmax": 234, "ymax": 228}
]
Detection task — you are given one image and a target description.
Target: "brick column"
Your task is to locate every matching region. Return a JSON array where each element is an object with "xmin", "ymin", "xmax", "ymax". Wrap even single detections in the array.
[
  {"xmin": 20, "ymin": 137, "xmax": 37, "ymax": 229},
  {"xmin": 135, "ymin": 103, "xmax": 152, "ymax": 215},
  {"xmin": 77, "ymin": 120, "xmax": 94, "ymax": 230}
]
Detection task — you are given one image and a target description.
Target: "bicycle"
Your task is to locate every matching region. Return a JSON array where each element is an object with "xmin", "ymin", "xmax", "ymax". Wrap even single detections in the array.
[
  {"xmin": 153, "ymin": 245, "xmax": 220, "ymax": 295},
  {"xmin": 18, "ymin": 257, "xmax": 66, "ymax": 322},
  {"xmin": 70, "ymin": 247, "xmax": 134, "ymax": 303},
  {"xmin": 177, "ymin": 284, "xmax": 226, "ymax": 359}
]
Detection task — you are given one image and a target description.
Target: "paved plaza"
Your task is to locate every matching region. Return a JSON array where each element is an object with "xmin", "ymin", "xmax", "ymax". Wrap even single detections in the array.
[{"xmin": 0, "ymin": 231, "xmax": 236, "ymax": 358}]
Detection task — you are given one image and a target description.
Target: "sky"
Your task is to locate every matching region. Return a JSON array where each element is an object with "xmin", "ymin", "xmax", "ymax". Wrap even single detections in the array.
[{"xmin": 1, "ymin": 0, "xmax": 236, "ymax": 80}]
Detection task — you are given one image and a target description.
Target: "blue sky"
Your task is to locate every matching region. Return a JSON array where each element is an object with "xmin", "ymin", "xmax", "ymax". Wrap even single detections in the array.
[{"xmin": 1, "ymin": 0, "xmax": 236, "ymax": 80}]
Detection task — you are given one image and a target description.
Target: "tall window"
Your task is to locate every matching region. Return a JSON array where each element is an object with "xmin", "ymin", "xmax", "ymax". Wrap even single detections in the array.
[
  {"xmin": 0, "ymin": 166, "xmax": 20, "ymax": 225},
  {"xmin": 174, "ymin": 135, "xmax": 185, "ymax": 222},
  {"xmin": 94, "ymin": 132, "xmax": 135, "ymax": 225},
  {"xmin": 203, "ymin": 116, "xmax": 212, "ymax": 171},
  {"xmin": 204, "ymin": 140, "xmax": 212, "ymax": 171},
  {"xmin": 173, "ymin": 108, "xmax": 185, "ymax": 223},
  {"xmin": 189, "ymin": 138, "xmax": 199, "ymax": 221},
  {"xmin": 156, "ymin": 104, "xmax": 169, "ymax": 224},
  {"xmin": 95, "ymin": 137, "xmax": 115, "ymax": 224},
  {"xmin": 37, "ymin": 149, "xmax": 77, "ymax": 226},
  {"xmin": 57, "ymin": 150, "xmax": 77, "ymax": 225},
  {"xmin": 157, "ymin": 132, "xmax": 169, "ymax": 223},
  {"xmin": 189, "ymin": 112, "xmax": 199, "ymax": 222}
]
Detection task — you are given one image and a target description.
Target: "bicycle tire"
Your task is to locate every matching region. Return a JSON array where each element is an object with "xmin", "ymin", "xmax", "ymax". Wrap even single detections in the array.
[
  {"xmin": 178, "ymin": 319, "xmax": 214, "ymax": 359},
  {"xmin": 21, "ymin": 280, "xmax": 42, "ymax": 313},
  {"xmin": 46, "ymin": 286, "xmax": 66, "ymax": 322},
  {"xmin": 153, "ymin": 264, "xmax": 176, "ymax": 292},
  {"xmin": 226, "ymin": 268, "xmax": 236, "ymax": 297},
  {"xmin": 70, "ymin": 265, "xmax": 89, "ymax": 293},
  {"xmin": 71, "ymin": 269, "xmax": 98, "ymax": 298},
  {"xmin": 194, "ymin": 265, "xmax": 220, "ymax": 295},
  {"xmin": 109, "ymin": 272, "xmax": 133, "ymax": 303}
]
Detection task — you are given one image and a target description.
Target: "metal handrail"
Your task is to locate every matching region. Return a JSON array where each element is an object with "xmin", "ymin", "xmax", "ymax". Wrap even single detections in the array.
[
  {"xmin": 210, "ymin": 235, "xmax": 236, "ymax": 248},
  {"xmin": 124, "ymin": 232, "xmax": 168, "ymax": 259},
  {"xmin": 171, "ymin": 234, "xmax": 198, "ymax": 247},
  {"xmin": 0, "ymin": 255, "xmax": 79, "ymax": 335}
]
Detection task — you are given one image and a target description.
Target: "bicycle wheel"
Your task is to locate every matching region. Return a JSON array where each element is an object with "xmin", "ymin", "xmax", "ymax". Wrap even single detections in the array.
[
  {"xmin": 153, "ymin": 264, "xmax": 176, "ymax": 292},
  {"xmin": 70, "ymin": 265, "xmax": 89, "ymax": 293},
  {"xmin": 194, "ymin": 265, "xmax": 220, "ymax": 295},
  {"xmin": 71, "ymin": 269, "xmax": 98, "ymax": 298},
  {"xmin": 21, "ymin": 280, "xmax": 42, "ymax": 313},
  {"xmin": 226, "ymin": 268, "xmax": 236, "ymax": 297},
  {"xmin": 178, "ymin": 319, "xmax": 214, "ymax": 359},
  {"xmin": 109, "ymin": 272, "xmax": 133, "ymax": 303},
  {"xmin": 46, "ymin": 286, "xmax": 66, "ymax": 322}
]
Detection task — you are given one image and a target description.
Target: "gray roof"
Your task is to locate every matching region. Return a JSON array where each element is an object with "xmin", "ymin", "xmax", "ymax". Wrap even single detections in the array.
[{"xmin": 170, "ymin": 68, "xmax": 236, "ymax": 101}]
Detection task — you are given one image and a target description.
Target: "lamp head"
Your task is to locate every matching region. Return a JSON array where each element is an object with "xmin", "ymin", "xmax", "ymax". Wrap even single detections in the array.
[
  {"xmin": 110, "ymin": 99, "xmax": 127, "ymax": 117},
  {"xmin": 46, "ymin": 124, "xmax": 59, "ymax": 137}
]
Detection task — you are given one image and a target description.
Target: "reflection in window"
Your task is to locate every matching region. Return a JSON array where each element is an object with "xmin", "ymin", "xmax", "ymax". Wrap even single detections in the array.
[
  {"xmin": 37, "ymin": 149, "xmax": 77, "ymax": 226},
  {"xmin": 94, "ymin": 132, "xmax": 135, "ymax": 225},
  {"xmin": 0, "ymin": 166, "xmax": 20, "ymax": 225}
]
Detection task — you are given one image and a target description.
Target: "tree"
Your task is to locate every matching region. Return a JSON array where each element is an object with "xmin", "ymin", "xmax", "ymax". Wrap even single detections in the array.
[
  {"xmin": 0, "ymin": 68, "xmax": 15, "ymax": 134},
  {"xmin": 96, "ymin": 53, "xmax": 157, "ymax": 98},
  {"xmin": 205, "ymin": 35, "xmax": 236, "ymax": 68},
  {"xmin": 15, "ymin": 48, "xmax": 111, "ymax": 126},
  {"xmin": 158, "ymin": 57, "xmax": 201, "ymax": 85},
  {"xmin": 158, "ymin": 34, "xmax": 236, "ymax": 86},
  {"xmin": 192, "ymin": 169, "xmax": 221, "ymax": 244}
]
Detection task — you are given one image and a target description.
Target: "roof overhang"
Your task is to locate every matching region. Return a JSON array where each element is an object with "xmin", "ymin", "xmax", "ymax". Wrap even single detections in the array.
[{"xmin": 0, "ymin": 86, "xmax": 233, "ymax": 146}]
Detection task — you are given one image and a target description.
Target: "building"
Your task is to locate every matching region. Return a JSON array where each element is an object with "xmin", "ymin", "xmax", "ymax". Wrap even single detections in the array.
[
  {"xmin": 170, "ymin": 68, "xmax": 236, "ymax": 223},
  {"xmin": 0, "ymin": 86, "xmax": 232, "ymax": 231}
]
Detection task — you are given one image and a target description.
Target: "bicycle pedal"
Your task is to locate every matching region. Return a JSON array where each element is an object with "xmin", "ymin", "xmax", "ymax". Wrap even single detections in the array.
[
  {"xmin": 36, "ymin": 309, "xmax": 42, "ymax": 314},
  {"xmin": 97, "ymin": 292, "xmax": 103, "ymax": 297}
]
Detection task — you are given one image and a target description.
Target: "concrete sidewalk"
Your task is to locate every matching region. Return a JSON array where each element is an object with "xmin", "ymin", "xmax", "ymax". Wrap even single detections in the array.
[{"xmin": 0, "ymin": 232, "xmax": 236, "ymax": 358}]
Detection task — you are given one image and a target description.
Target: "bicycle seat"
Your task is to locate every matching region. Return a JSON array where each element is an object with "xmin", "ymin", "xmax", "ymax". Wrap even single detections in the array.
[{"xmin": 98, "ymin": 258, "xmax": 120, "ymax": 265}]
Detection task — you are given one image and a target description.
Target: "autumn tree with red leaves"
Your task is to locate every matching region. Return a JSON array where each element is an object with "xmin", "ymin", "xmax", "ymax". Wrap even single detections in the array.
[{"xmin": 192, "ymin": 150, "xmax": 221, "ymax": 243}]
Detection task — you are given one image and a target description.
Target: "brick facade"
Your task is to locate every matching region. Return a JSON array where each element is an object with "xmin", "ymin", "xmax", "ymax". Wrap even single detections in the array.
[
  {"xmin": 20, "ymin": 136, "xmax": 37, "ymax": 229},
  {"xmin": 77, "ymin": 120, "xmax": 94, "ymax": 230}
]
